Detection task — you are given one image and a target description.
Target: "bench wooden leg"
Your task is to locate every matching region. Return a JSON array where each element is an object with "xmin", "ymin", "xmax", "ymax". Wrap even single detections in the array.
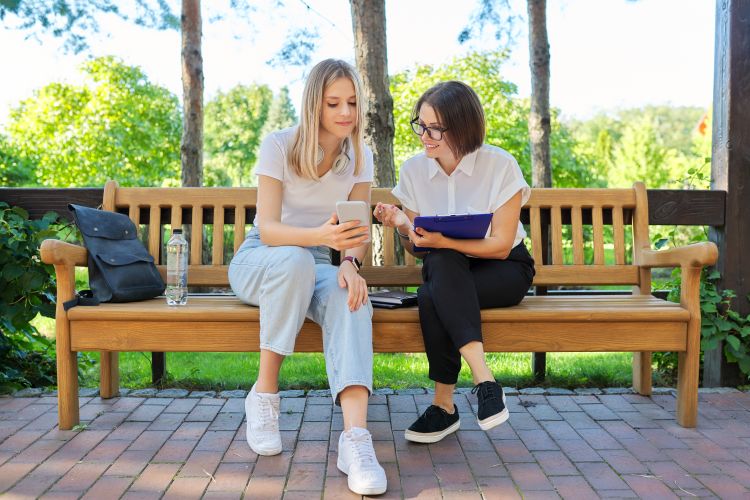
[
  {"xmin": 51, "ymin": 264, "xmax": 79, "ymax": 430},
  {"xmin": 677, "ymin": 346, "xmax": 699, "ymax": 427},
  {"xmin": 632, "ymin": 351, "xmax": 652, "ymax": 395},
  {"xmin": 677, "ymin": 267, "xmax": 701, "ymax": 428},
  {"xmin": 100, "ymin": 351, "xmax": 120, "ymax": 399},
  {"xmin": 57, "ymin": 342, "xmax": 79, "ymax": 431}
]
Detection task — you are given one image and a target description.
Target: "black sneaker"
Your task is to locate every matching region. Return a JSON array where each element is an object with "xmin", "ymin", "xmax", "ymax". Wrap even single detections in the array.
[
  {"xmin": 404, "ymin": 404, "xmax": 460, "ymax": 443},
  {"xmin": 472, "ymin": 381, "xmax": 509, "ymax": 431}
]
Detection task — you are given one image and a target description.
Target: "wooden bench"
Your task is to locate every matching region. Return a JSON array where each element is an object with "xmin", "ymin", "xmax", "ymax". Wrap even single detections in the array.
[{"xmin": 40, "ymin": 180, "xmax": 718, "ymax": 429}]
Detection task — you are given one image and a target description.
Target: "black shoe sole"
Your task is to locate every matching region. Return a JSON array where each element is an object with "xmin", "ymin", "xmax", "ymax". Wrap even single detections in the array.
[{"xmin": 404, "ymin": 419, "xmax": 461, "ymax": 443}]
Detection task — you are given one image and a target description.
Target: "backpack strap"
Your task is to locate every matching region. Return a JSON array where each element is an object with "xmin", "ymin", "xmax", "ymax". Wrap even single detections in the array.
[{"xmin": 63, "ymin": 290, "xmax": 100, "ymax": 311}]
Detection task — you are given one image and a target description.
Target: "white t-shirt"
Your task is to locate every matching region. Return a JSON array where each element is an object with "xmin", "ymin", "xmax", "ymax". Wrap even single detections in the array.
[
  {"xmin": 253, "ymin": 127, "xmax": 374, "ymax": 228},
  {"xmin": 392, "ymin": 144, "xmax": 530, "ymax": 247}
]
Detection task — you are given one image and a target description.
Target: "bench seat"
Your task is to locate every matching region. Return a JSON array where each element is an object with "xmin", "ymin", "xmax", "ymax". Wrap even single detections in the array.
[{"xmin": 66, "ymin": 295, "xmax": 689, "ymax": 353}]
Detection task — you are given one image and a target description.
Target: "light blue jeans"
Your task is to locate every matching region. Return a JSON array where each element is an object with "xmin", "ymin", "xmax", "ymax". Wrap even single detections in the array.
[{"xmin": 228, "ymin": 228, "xmax": 373, "ymax": 404}]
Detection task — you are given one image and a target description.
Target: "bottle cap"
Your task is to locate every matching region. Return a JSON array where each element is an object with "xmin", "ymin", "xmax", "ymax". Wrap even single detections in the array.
[{"xmin": 173, "ymin": 229, "xmax": 183, "ymax": 234}]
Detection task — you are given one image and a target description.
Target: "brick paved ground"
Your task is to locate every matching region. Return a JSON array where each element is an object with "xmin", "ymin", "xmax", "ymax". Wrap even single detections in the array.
[{"xmin": 1, "ymin": 390, "xmax": 749, "ymax": 499}]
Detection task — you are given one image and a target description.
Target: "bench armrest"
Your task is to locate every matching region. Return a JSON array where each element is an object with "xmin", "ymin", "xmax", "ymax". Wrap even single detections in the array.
[
  {"xmin": 40, "ymin": 239, "xmax": 88, "ymax": 267},
  {"xmin": 638, "ymin": 242, "xmax": 718, "ymax": 269}
]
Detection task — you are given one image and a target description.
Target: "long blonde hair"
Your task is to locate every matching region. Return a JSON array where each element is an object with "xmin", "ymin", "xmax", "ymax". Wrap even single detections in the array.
[{"xmin": 289, "ymin": 59, "xmax": 366, "ymax": 180}]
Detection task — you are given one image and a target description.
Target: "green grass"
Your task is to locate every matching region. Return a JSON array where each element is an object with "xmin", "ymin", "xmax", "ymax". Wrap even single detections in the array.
[{"xmin": 76, "ymin": 351, "xmax": 638, "ymax": 391}]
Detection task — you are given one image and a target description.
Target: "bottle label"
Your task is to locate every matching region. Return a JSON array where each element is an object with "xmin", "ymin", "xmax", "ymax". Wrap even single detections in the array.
[{"xmin": 167, "ymin": 242, "xmax": 188, "ymax": 287}]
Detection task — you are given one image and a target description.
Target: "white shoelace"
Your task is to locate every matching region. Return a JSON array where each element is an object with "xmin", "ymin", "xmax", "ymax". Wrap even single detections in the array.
[
  {"xmin": 256, "ymin": 395, "xmax": 279, "ymax": 432},
  {"xmin": 348, "ymin": 431, "xmax": 378, "ymax": 469}
]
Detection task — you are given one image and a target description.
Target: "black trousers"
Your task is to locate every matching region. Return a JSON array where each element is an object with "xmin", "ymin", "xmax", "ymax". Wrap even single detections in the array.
[{"xmin": 418, "ymin": 244, "xmax": 535, "ymax": 384}]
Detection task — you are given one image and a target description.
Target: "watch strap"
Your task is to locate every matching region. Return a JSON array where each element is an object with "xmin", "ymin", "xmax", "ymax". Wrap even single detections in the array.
[{"xmin": 342, "ymin": 255, "xmax": 361, "ymax": 271}]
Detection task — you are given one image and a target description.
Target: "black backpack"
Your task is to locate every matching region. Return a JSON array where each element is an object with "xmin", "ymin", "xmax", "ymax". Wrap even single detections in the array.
[{"xmin": 65, "ymin": 204, "xmax": 165, "ymax": 309}]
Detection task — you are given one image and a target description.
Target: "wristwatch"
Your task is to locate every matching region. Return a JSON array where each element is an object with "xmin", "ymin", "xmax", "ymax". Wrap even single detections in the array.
[{"xmin": 342, "ymin": 256, "xmax": 361, "ymax": 272}]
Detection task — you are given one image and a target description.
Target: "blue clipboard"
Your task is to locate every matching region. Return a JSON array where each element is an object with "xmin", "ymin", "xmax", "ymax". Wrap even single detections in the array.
[{"xmin": 412, "ymin": 213, "xmax": 493, "ymax": 251}]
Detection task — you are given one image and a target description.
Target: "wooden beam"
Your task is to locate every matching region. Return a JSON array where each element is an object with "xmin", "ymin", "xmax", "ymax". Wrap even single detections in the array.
[
  {"xmin": 2, "ymin": 188, "xmax": 726, "ymax": 227},
  {"xmin": 0, "ymin": 188, "xmax": 102, "ymax": 221},
  {"xmin": 707, "ymin": 0, "xmax": 750, "ymax": 387},
  {"xmin": 647, "ymin": 190, "xmax": 725, "ymax": 226}
]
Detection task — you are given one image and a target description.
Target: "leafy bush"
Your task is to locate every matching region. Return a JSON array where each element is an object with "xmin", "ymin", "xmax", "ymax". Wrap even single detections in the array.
[
  {"xmin": 653, "ymin": 268, "xmax": 750, "ymax": 382},
  {"xmin": 0, "ymin": 203, "xmax": 59, "ymax": 392}
]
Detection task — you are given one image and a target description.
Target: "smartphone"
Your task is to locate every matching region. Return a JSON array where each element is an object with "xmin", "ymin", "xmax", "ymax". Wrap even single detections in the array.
[{"xmin": 336, "ymin": 200, "xmax": 371, "ymax": 243}]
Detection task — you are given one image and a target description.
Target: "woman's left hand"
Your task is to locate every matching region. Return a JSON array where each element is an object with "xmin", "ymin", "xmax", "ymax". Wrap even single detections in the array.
[
  {"xmin": 338, "ymin": 261, "xmax": 368, "ymax": 311},
  {"xmin": 409, "ymin": 227, "xmax": 446, "ymax": 249}
]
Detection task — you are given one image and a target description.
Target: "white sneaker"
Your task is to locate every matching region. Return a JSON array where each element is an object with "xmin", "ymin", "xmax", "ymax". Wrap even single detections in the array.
[
  {"xmin": 245, "ymin": 383, "xmax": 282, "ymax": 456},
  {"xmin": 337, "ymin": 427, "xmax": 387, "ymax": 496}
]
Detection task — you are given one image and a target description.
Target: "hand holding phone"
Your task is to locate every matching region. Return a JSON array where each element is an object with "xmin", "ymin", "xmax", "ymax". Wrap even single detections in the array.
[{"xmin": 336, "ymin": 201, "xmax": 371, "ymax": 243}]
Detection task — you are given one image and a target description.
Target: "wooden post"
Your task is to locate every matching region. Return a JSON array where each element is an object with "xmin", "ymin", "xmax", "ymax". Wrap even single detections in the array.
[
  {"xmin": 707, "ymin": 0, "xmax": 750, "ymax": 386},
  {"xmin": 532, "ymin": 210, "xmax": 550, "ymax": 381},
  {"xmin": 152, "ymin": 354, "xmax": 166, "ymax": 385}
]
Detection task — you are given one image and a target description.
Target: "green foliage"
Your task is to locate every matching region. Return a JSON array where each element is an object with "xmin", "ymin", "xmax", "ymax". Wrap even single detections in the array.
[
  {"xmin": 654, "ymin": 269, "xmax": 750, "ymax": 381},
  {"xmin": 260, "ymin": 86, "xmax": 297, "ymax": 138},
  {"xmin": 6, "ymin": 56, "xmax": 182, "ymax": 188},
  {"xmin": 204, "ymin": 84, "xmax": 274, "ymax": 187},
  {"xmin": 610, "ymin": 116, "xmax": 675, "ymax": 188},
  {"xmin": 698, "ymin": 272, "xmax": 750, "ymax": 375},
  {"xmin": 0, "ymin": 0, "xmax": 178, "ymax": 53},
  {"xmin": 0, "ymin": 133, "xmax": 35, "ymax": 186},
  {"xmin": 618, "ymin": 106, "xmax": 705, "ymax": 156},
  {"xmin": 0, "ymin": 203, "xmax": 59, "ymax": 391},
  {"xmin": 569, "ymin": 106, "xmax": 705, "ymax": 156},
  {"xmin": 567, "ymin": 105, "xmax": 710, "ymax": 189},
  {"xmin": 457, "ymin": 0, "xmax": 518, "ymax": 48},
  {"xmin": 267, "ymin": 27, "xmax": 319, "ymax": 68},
  {"xmin": 390, "ymin": 51, "xmax": 601, "ymax": 187}
]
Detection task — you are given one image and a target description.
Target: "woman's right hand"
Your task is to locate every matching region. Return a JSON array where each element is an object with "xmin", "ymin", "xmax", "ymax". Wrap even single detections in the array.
[
  {"xmin": 373, "ymin": 202, "xmax": 410, "ymax": 229},
  {"xmin": 318, "ymin": 213, "xmax": 370, "ymax": 251}
]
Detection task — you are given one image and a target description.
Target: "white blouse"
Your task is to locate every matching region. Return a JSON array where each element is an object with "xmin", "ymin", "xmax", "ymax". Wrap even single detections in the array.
[
  {"xmin": 392, "ymin": 144, "xmax": 530, "ymax": 247},
  {"xmin": 253, "ymin": 127, "xmax": 374, "ymax": 228}
]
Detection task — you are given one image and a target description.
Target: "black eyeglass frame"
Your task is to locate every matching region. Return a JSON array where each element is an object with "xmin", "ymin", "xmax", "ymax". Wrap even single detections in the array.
[{"xmin": 410, "ymin": 119, "xmax": 449, "ymax": 141}]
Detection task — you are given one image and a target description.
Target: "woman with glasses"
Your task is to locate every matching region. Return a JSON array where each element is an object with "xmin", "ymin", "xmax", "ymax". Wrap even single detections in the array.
[
  {"xmin": 374, "ymin": 81, "xmax": 535, "ymax": 443},
  {"xmin": 228, "ymin": 59, "xmax": 387, "ymax": 496}
]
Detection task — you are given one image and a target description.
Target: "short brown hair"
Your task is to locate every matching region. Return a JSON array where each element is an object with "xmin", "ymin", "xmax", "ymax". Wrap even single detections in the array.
[{"xmin": 412, "ymin": 81, "xmax": 485, "ymax": 159}]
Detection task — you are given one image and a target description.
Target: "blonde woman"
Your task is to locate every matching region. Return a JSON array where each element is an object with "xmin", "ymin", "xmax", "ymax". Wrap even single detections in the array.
[{"xmin": 228, "ymin": 59, "xmax": 386, "ymax": 495}]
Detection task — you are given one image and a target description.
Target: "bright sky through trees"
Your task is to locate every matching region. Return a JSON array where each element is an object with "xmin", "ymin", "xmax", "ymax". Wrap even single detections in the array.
[{"xmin": 0, "ymin": 0, "xmax": 714, "ymax": 125}]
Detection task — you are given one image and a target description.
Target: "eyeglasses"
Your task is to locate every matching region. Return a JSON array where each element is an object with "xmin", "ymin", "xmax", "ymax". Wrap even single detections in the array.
[{"xmin": 410, "ymin": 119, "xmax": 448, "ymax": 141}]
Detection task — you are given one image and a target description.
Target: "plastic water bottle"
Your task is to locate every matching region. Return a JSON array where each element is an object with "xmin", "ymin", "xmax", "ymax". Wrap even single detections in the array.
[{"xmin": 166, "ymin": 229, "xmax": 188, "ymax": 306}]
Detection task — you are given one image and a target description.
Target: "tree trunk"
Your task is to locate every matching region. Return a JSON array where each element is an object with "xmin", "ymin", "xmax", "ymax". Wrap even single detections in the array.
[
  {"xmin": 350, "ymin": 0, "xmax": 399, "ymax": 266},
  {"xmin": 528, "ymin": 0, "xmax": 551, "ymax": 381},
  {"xmin": 527, "ymin": 0, "xmax": 551, "ymax": 188},
  {"xmin": 181, "ymin": 0, "xmax": 204, "ymax": 187}
]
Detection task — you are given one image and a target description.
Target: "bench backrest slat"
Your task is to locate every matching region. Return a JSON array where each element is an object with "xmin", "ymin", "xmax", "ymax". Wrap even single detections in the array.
[{"xmin": 106, "ymin": 181, "xmax": 650, "ymax": 289}]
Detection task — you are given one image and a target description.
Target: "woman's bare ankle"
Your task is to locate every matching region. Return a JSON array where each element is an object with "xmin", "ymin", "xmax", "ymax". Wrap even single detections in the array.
[
  {"xmin": 434, "ymin": 401, "xmax": 455, "ymax": 414},
  {"xmin": 254, "ymin": 380, "xmax": 279, "ymax": 394}
]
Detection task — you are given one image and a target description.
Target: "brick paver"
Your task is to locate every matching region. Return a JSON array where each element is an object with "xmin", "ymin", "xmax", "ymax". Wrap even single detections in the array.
[{"xmin": 1, "ymin": 390, "xmax": 749, "ymax": 498}]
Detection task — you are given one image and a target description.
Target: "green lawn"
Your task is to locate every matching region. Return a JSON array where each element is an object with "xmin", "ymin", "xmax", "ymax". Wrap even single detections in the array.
[{"xmin": 76, "ymin": 351, "xmax": 640, "ymax": 391}]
